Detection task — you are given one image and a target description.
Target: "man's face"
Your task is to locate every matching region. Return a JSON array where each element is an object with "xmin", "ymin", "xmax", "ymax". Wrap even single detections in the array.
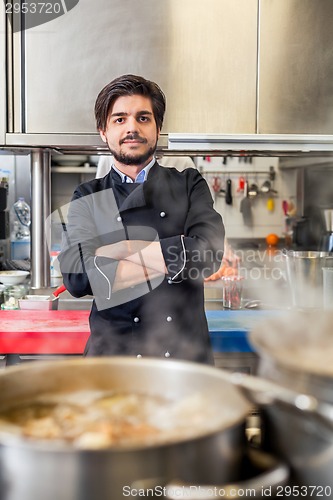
[{"xmin": 99, "ymin": 94, "xmax": 160, "ymax": 167}]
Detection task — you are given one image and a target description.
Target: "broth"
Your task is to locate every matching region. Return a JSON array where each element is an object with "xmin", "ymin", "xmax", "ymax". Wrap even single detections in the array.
[{"xmin": 0, "ymin": 390, "xmax": 231, "ymax": 449}]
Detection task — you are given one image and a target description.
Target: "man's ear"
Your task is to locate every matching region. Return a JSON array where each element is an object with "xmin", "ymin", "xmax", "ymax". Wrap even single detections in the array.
[{"xmin": 99, "ymin": 130, "xmax": 107, "ymax": 143}]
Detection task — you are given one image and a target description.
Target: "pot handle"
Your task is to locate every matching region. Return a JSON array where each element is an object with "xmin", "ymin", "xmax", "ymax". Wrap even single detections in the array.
[
  {"xmin": 164, "ymin": 447, "xmax": 288, "ymax": 500},
  {"xmin": 231, "ymin": 372, "xmax": 333, "ymax": 434}
]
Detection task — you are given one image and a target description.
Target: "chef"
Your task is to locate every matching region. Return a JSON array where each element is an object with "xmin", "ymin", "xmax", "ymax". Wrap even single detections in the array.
[{"xmin": 58, "ymin": 74, "xmax": 225, "ymax": 364}]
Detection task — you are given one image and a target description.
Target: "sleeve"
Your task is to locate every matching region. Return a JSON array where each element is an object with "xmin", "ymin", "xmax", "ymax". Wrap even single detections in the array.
[
  {"xmin": 160, "ymin": 170, "xmax": 225, "ymax": 282},
  {"xmin": 58, "ymin": 186, "xmax": 121, "ymax": 299}
]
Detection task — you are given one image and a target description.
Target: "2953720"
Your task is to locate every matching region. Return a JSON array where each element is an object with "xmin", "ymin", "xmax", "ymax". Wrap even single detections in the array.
[
  {"xmin": 5, "ymin": 3, "xmax": 62, "ymax": 14},
  {"xmin": 276, "ymin": 485, "xmax": 332, "ymax": 497}
]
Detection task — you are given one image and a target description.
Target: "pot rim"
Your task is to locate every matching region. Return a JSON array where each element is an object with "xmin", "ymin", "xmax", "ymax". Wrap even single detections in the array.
[{"xmin": 0, "ymin": 357, "xmax": 251, "ymax": 453}]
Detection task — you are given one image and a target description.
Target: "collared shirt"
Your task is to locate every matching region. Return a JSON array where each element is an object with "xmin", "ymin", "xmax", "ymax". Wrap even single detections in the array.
[{"xmin": 112, "ymin": 157, "xmax": 156, "ymax": 183}]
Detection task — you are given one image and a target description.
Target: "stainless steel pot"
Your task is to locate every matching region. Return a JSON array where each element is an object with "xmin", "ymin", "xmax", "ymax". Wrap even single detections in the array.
[
  {"xmin": 283, "ymin": 250, "xmax": 333, "ymax": 309},
  {"xmin": 250, "ymin": 311, "xmax": 333, "ymax": 401},
  {"xmin": 232, "ymin": 373, "xmax": 333, "ymax": 493},
  {"xmin": 246, "ymin": 311, "xmax": 333, "ymax": 489},
  {"xmin": 0, "ymin": 357, "xmax": 286, "ymax": 500}
]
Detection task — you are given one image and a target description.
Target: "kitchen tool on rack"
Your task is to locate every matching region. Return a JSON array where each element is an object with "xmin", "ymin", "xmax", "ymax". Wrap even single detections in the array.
[
  {"xmin": 225, "ymin": 178, "xmax": 233, "ymax": 205},
  {"xmin": 212, "ymin": 175, "xmax": 221, "ymax": 203},
  {"xmin": 266, "ymin": 197, "xmax": 274, "ymax": 212},
  {"xmin": 247, "ymin": 182, "xmax": 258, "ymax": 199},
  {"xmin": 260, "ymin": 179, "xmax": 271, "ymax": 193},
  {"xmin": 0, "ymin": 357, "xmax": 287, "ymax": 500},
  {"xmin": 282, "ymin": 200, "xmax": 288, "ymax": 216},
  {"xmin": 240, "ymin": 181, "xmax": 252, "ymax": 226},
  {"xmin": 237, "ymin": 176, "xmax": 245, "ymax": 192}
]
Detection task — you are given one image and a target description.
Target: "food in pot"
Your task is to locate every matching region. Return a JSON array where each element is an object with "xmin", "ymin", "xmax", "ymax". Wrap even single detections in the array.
[{"xmin": 0, "ymin": 390, "xmax": 237, "ymax": 449}]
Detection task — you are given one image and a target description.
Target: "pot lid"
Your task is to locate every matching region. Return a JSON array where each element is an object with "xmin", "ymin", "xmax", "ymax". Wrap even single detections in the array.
[{"xmin": 249, "ymin": 311, "xmax": 333, "ymax": 378}]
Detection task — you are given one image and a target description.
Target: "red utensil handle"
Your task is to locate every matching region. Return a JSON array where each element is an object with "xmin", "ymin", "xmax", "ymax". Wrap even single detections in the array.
[{"xmin": 53, "ymin": 284, "xmax": 67, "ymax": 297}]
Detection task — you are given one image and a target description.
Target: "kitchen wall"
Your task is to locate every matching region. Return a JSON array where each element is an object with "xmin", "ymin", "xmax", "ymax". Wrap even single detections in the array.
[
  {"xmin": 195, "ymin": 156, "xmax": 297, "ymax": 240},
  {"xmin": 50, "ymin": 155, "xmax": 298, "ymax": 244}
]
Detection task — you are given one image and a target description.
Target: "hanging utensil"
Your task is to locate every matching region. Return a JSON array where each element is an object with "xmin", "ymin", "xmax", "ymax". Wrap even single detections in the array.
[
  {"xmin": 267, "ymin": 197, "xmax": 275, "ymax": 212},
  {"xmin": 225, "ymin": 178, "xmax": 233, "ymax": 205},
  {"xmin": 237, "ymin": 176, "xmax": 245, "ymax": 192},
  {"xmin": 212, "ymin": 176, "xmax": 221, "ymax": 192},
  {"xmin": 260, "ymin": 179, "xmax": 271, "ymax": 193},
  {"xmin": 248, "ymin": 182, "xmax": 259, "ymax": 199},
  {"xmin": 240, "ymin": 181, "xmax": 253, "ymax": 226},
  {"xmin": 212, "ymin": 176, "xmax": 221, "ymax": 203}
]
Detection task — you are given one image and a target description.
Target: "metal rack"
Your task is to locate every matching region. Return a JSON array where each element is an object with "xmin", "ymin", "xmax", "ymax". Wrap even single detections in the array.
[{"xmin": 198, "ymin": 166, "xmax": 276, "ymax": 177}]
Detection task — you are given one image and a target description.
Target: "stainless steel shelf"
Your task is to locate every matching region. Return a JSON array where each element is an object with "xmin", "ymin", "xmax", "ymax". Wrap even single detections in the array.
[{"xmin": 51, "ymin": 166, "xmax": 97, "ymax": 174}]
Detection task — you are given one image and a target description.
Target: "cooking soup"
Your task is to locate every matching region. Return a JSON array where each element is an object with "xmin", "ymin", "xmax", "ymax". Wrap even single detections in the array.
[{"xmin": 0, "ymin": 390, "xmax": 235, "ymax": 449}]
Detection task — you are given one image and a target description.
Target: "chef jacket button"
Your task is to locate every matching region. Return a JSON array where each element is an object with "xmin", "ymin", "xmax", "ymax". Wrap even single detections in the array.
[
  {"xmin": 137, "ymin": 354, "xmax": 142, "ymax": 358},
  {"xmin": 164, "ymin": 351, "xmax": 171, "ymax": 358},
  {"xmin": 117, "ymin": 216, "xmax": 122, "ymax": 222},
  {"xmin": 166, "ymin": 316, "xmax": 172, "ymax": 322},
  {"xmin": 167, "ymin": 278, "xmax": 173, "ymax": 284},
  {"xmin": 133, "ymin": 317, "xmax": 140, "ymax": 323},
  {"xmin": 159, "ymin": 211, "xmax": 166, "ymax": 218}
]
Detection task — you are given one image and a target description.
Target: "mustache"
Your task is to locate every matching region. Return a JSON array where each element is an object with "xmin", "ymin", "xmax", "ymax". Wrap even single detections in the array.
[{"xmin": 120, "ymin": 134, "xmax": 147, "ymax": 145}]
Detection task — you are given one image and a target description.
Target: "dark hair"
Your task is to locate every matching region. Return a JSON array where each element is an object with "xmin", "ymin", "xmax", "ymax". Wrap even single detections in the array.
[{"xmin": 95, "ymin": 74, "xmax": 166, "ymax": 132}]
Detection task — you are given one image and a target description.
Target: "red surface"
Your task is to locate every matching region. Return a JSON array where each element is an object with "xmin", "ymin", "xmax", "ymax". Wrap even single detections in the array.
[{"xmin": 0, "ymin": 310, "xmax": 90, "ymax": 354}]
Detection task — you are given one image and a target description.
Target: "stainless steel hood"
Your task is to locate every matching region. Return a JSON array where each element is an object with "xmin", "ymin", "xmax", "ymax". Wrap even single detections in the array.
[
  {"xmin": 168, "ymin": 134, "xmax": 333, "ymax": 157},
  {"xmin": 3, "ymin": 0, "xmax": 333, "ymax": 155}
]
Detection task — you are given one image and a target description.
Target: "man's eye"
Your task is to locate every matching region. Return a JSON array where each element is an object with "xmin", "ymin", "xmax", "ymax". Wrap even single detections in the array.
[
  {"xmin": 115, "ymin": 118, "xmax": 124, "ymax": 123},
  {"xmin": 139, "ymin": 116, "xmax": 149, "ymax": 122}
]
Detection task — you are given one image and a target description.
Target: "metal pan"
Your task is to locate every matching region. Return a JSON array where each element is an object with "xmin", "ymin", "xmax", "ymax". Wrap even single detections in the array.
[{"xmin": 0, "ymin": 358, "xmax": 250, "ymax": 500}]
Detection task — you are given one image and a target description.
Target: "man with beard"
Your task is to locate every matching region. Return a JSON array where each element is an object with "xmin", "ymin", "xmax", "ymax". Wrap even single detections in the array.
[{"xmin": 58, "ymin": 74, "xmax": 225, "ymax": 364}]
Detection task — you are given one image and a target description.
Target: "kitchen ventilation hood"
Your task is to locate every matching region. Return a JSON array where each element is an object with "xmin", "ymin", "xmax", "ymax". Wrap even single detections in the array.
[
  {"xmin": 167, "ymin": 134, "xmax": 333, "ymax": 157},
  {"xmin": 3, "ymin": 0, "xmax": 333, "ymax": 157}
]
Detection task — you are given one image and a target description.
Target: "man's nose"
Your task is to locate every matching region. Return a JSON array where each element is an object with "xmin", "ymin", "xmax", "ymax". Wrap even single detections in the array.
[{"xmin": 126, "ymin": 117, "xmax": 139, "ymax": 133}]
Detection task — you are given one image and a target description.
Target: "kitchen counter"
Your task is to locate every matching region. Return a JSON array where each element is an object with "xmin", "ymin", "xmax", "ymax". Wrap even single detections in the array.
[
  {"xmin": 0, "ymin": 310, "xmax": 90, "ymax": 355},
  {"xmin": 0, "ymin": 309, "xmax": 278, "ymax": 370}
]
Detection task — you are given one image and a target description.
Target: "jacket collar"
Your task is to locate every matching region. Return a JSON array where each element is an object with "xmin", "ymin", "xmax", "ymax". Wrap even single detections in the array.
[{"xmin": 111, "ymin": 161, "xmax": 161, "ymax": 212}]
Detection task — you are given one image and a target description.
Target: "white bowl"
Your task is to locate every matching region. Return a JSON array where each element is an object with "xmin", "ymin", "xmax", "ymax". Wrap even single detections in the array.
[
  {"xmin": 0, "ymin": 271, "xmax": 29, "ymax": 285},
  {"xmin": 52, "ymin": 154, "xmax": 88, "ymax": 166}
]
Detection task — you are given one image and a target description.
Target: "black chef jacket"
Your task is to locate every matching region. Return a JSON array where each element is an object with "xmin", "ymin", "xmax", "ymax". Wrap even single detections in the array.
[{"xmin": 58, "ymin": 162, "xmax": 225, "ymax": 364}]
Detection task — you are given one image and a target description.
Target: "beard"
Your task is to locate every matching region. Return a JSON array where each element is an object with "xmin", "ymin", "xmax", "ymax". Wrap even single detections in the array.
[
  {"xmin": 109, "ymin": 145, "xmax": 156, "ymax": 166},
  {"xmin": 106, "ymin": 135, "xmax": 158, "ymax": 166}
]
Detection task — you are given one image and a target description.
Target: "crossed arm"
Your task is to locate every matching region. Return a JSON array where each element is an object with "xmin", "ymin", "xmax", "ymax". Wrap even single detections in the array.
[{"xmin": 95, "ymin": 240, "xmax": 167, "ymax": 292}]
